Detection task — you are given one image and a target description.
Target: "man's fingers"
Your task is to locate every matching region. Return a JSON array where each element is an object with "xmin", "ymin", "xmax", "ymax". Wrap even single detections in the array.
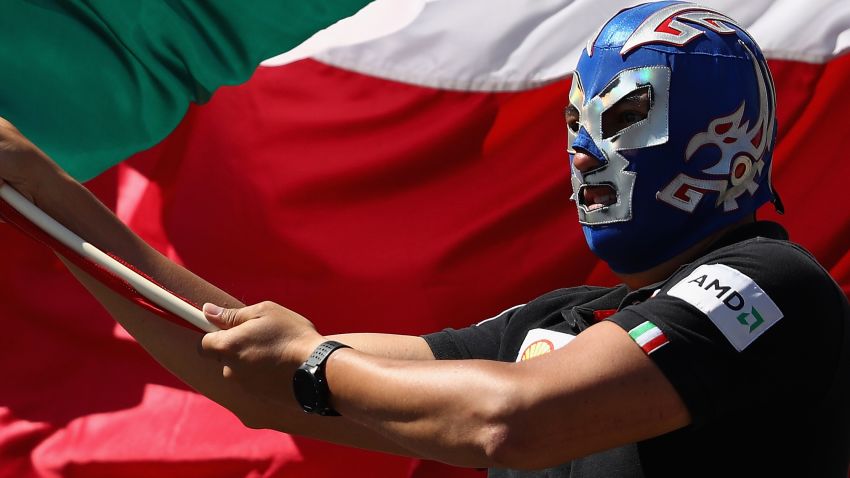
[
  {"xmin": 196, "ymin": 333, "xmax": 238, "ymax": 379},
  {"xmin": 222, "ymin": 365, "xmax": 235, "ymax": 379},
  {"xmin": 203, "ymin": 300, "xmax": 286, "ymax": 330},
  {"xmin": 199, "ymin": 330, "xmax": 228, "ymax": 357},
  {"xmin": 203, "ymin": 302, "xmax": 251, "ymax": 329},
  {"xmin": 199, "ymin": 301, "xmax": 277, "ymax": 357}
]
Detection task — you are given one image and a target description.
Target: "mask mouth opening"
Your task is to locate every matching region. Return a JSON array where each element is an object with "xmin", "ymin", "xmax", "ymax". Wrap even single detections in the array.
[{"xmin": 579, "ymin": 183, "xmax": 617, "ymax": 212}]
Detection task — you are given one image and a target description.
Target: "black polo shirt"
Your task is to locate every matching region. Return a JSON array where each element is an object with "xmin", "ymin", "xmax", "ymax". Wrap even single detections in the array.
[{"xmin": 423, "ymin": 222, "xmax": 850, "ymax": 477}]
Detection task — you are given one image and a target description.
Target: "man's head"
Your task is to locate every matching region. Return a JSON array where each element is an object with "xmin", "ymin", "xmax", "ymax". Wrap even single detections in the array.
[{"xmin": 566, "ymin": 1, "xmax": 781, "ymax": 273}]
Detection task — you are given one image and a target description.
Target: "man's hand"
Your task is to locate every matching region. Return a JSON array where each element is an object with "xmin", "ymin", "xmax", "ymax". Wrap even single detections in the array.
[{"xmin": 200, "ymin": 301, "xmax": 326, "ymax": 407}]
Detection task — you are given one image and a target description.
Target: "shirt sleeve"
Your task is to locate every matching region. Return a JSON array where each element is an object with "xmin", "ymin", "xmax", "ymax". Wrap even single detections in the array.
[
  {"xmin": 422, "ymin": 304, "xmax": 524, "ymax": 360},
  {"xmin": 607, "ymin": 239, "xmax": 845, "ymax": 427}
]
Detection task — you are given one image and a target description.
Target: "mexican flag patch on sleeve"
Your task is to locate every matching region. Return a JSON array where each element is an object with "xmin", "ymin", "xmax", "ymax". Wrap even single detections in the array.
[{"xmin": 628, "ymin": 320, "xmax": 669, "ymax": 355}]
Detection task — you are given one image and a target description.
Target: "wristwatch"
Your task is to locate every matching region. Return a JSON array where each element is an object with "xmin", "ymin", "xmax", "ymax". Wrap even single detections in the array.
[{"xmin": 292, "ymin": 340, "xmax": 351, "ymax": 416}]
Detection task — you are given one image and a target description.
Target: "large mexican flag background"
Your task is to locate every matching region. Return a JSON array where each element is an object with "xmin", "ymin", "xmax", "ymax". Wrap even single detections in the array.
[{"xmin": 1, "ymin": 0, "xmax": 849, "ymax": 476}]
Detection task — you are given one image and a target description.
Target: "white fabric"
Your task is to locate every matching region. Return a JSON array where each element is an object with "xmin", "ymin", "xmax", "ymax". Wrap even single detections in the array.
[
  {"xmin": 261, "ymin": 0, "xmax": 425, "ymax": 67},
  {"xmin": 264, "ymin": 0, "xmax": 850, "ymax": 91},
  {"xmin": 667, "ymin": 263, "xmax": 784, "ymax": 352},
  {"xmin": 515, "ymin": 328, "xmax": 576, "ymax": 362}
]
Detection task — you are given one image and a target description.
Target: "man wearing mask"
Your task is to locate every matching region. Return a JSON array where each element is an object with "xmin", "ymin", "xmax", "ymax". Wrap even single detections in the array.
[{"xmin": 0, "ymin": 2, "xmax": 847, "ymax": 476}]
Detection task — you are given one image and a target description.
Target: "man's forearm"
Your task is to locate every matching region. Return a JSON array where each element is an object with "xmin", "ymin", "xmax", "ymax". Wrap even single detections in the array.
[
  {"xmin": 37, "ymin": 173, "xmax": 241, "ymax": 310},
  {"xmin": 325, "ymin": 349, "xmax": 515, "ymax": 468},
  {"xmin": 8, "ymin": 147, "xmax": 442, "ymax": 458},
  {"xmin": 63, "ymin": 259, "xmax": 426, "ymax": 458},
  {"xmin": 0, "ymin": 118, "xmax": 442, "ymax": 459},
  {"xmin": 321, "ymin": 322, "xmax": 690, "ymax": 470}
]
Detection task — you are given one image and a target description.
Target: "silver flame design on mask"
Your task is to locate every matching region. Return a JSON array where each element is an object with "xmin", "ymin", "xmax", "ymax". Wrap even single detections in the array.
[{"xmin": 620, "ymin": 4, "xmax": 745, "ymax": 56}]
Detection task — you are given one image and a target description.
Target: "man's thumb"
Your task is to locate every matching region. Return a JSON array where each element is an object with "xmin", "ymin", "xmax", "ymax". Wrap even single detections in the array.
[{"xmin": 203, "ymin": 303, "xmax": 243, "ymax": 329}]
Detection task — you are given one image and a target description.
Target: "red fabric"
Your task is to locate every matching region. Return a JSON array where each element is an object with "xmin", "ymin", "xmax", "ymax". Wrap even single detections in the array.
[
  {"xmin": 592, "ymin": 309, "xmax": 618, "ymax": 322},
  {"xmin": 761, "ymin": 56, "xmax": 850, "ymax": 297},
  {"xmin": 0, "ymin": 55, "xmax": 848, "ymax": 477},
  {"xmin": 0, "ymin": 197, "xmax": 201, "ymax": 333}
]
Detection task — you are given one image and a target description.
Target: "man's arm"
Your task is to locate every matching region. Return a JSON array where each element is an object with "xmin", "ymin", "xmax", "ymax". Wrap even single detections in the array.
[
  {"xmin": 1, "ymin": 117, "xmax": 692, "ymax": 468},
  {"xmin": 202, "ymin": 302, "xmax": 691, "ymax": 469},
  {"xmin": 0, "ymin": 117, "xmax": 432, "ymax": 456},
  {"xmin": 328, "ymin": 322, "xmax": 690, "ymax": 468},
  {"xmin": 64, "ymin": 260, "xmax": 432, "ymax": 456}
]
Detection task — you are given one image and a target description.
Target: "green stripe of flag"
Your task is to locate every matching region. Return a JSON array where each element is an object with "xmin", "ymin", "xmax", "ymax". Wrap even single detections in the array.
[
  {"xmin": 628, "ymin": 320, "xmax": 657, "ymax": 340},
  {"xmin": 628, "ymin": 320, "xmax": 669, "ymax": 354},
  {"xmin": 0, "ymin": 0, "xmax": 372, "ymax": 181}
]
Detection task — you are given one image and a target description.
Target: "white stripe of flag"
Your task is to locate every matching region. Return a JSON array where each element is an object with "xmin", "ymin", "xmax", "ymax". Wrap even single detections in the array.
[{"xmin": 628, "ymin": 320, "xmax": 669, "ymax": 355}]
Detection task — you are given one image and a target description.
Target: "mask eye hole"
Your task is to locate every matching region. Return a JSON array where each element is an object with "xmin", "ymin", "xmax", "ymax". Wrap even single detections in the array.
[
  {"xmin": 601, "ymin": 85, "xmax": 651, "ymax": 139},
  {"xmin": 565, "ymin": 105, "xmax": 580, "ymax": 133}
]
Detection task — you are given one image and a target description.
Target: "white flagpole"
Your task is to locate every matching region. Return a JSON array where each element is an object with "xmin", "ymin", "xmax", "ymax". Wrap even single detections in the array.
[{"xmin": 0, "ymin": 183, "xmax": 219, "ymax": 332}]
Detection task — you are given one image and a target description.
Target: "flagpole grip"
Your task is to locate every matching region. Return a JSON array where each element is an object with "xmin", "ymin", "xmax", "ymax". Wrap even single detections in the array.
[{"xmin": 0, "ymin": 183, "xmax": 219, "ymax": 332}]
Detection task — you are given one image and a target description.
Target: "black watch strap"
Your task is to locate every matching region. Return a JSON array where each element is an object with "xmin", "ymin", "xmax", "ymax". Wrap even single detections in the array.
[
  {"xmin": 294, "ymin": 340, "xmax": 351, "ymax": 416},
  {"xmin": 305, "ymin": 340, "xmax": 351, "ymax": 368}
]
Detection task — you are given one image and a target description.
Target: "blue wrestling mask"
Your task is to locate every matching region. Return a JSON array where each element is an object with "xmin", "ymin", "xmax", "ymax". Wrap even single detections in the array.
[{"xmin": 567, "ymin": 1, "xmax": 782, "ymax": 273}]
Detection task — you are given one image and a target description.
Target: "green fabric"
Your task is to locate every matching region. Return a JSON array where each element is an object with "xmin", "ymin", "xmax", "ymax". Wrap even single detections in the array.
[{"xmin": 0, "ymin": 0, "xmax": 372, "ymax": 181}]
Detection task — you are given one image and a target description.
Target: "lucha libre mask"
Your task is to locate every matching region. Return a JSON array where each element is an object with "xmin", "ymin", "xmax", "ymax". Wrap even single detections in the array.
[{"xmin": 567, "ymin": 1, "xmax": 781, "ymax": 273}]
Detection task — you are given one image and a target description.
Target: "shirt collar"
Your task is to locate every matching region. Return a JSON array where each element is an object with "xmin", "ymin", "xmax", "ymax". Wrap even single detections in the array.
[{"xmin": 706, "ymin": 220, "xmax": 788, "ymax": 253}]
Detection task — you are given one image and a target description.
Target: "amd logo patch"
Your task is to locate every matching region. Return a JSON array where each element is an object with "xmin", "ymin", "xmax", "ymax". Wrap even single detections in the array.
[
  {"xmin": 687, "ymin": 273, "xmax": 747, "ymax": 311},
  {"xmin": 667, "ymin": 263, "xmax": 783, "ymax": 351}
]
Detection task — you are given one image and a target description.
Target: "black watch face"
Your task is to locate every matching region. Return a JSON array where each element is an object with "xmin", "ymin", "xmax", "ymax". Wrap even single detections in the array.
[{"xmin": 292, "ymin": 366, "xmax": 319, "ymax": 413}]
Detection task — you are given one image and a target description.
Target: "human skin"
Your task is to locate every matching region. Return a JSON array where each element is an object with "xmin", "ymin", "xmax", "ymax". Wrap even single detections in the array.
[{"xmin": 0, "ymin": 115, "xmax": 693, "ymax": 469}]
